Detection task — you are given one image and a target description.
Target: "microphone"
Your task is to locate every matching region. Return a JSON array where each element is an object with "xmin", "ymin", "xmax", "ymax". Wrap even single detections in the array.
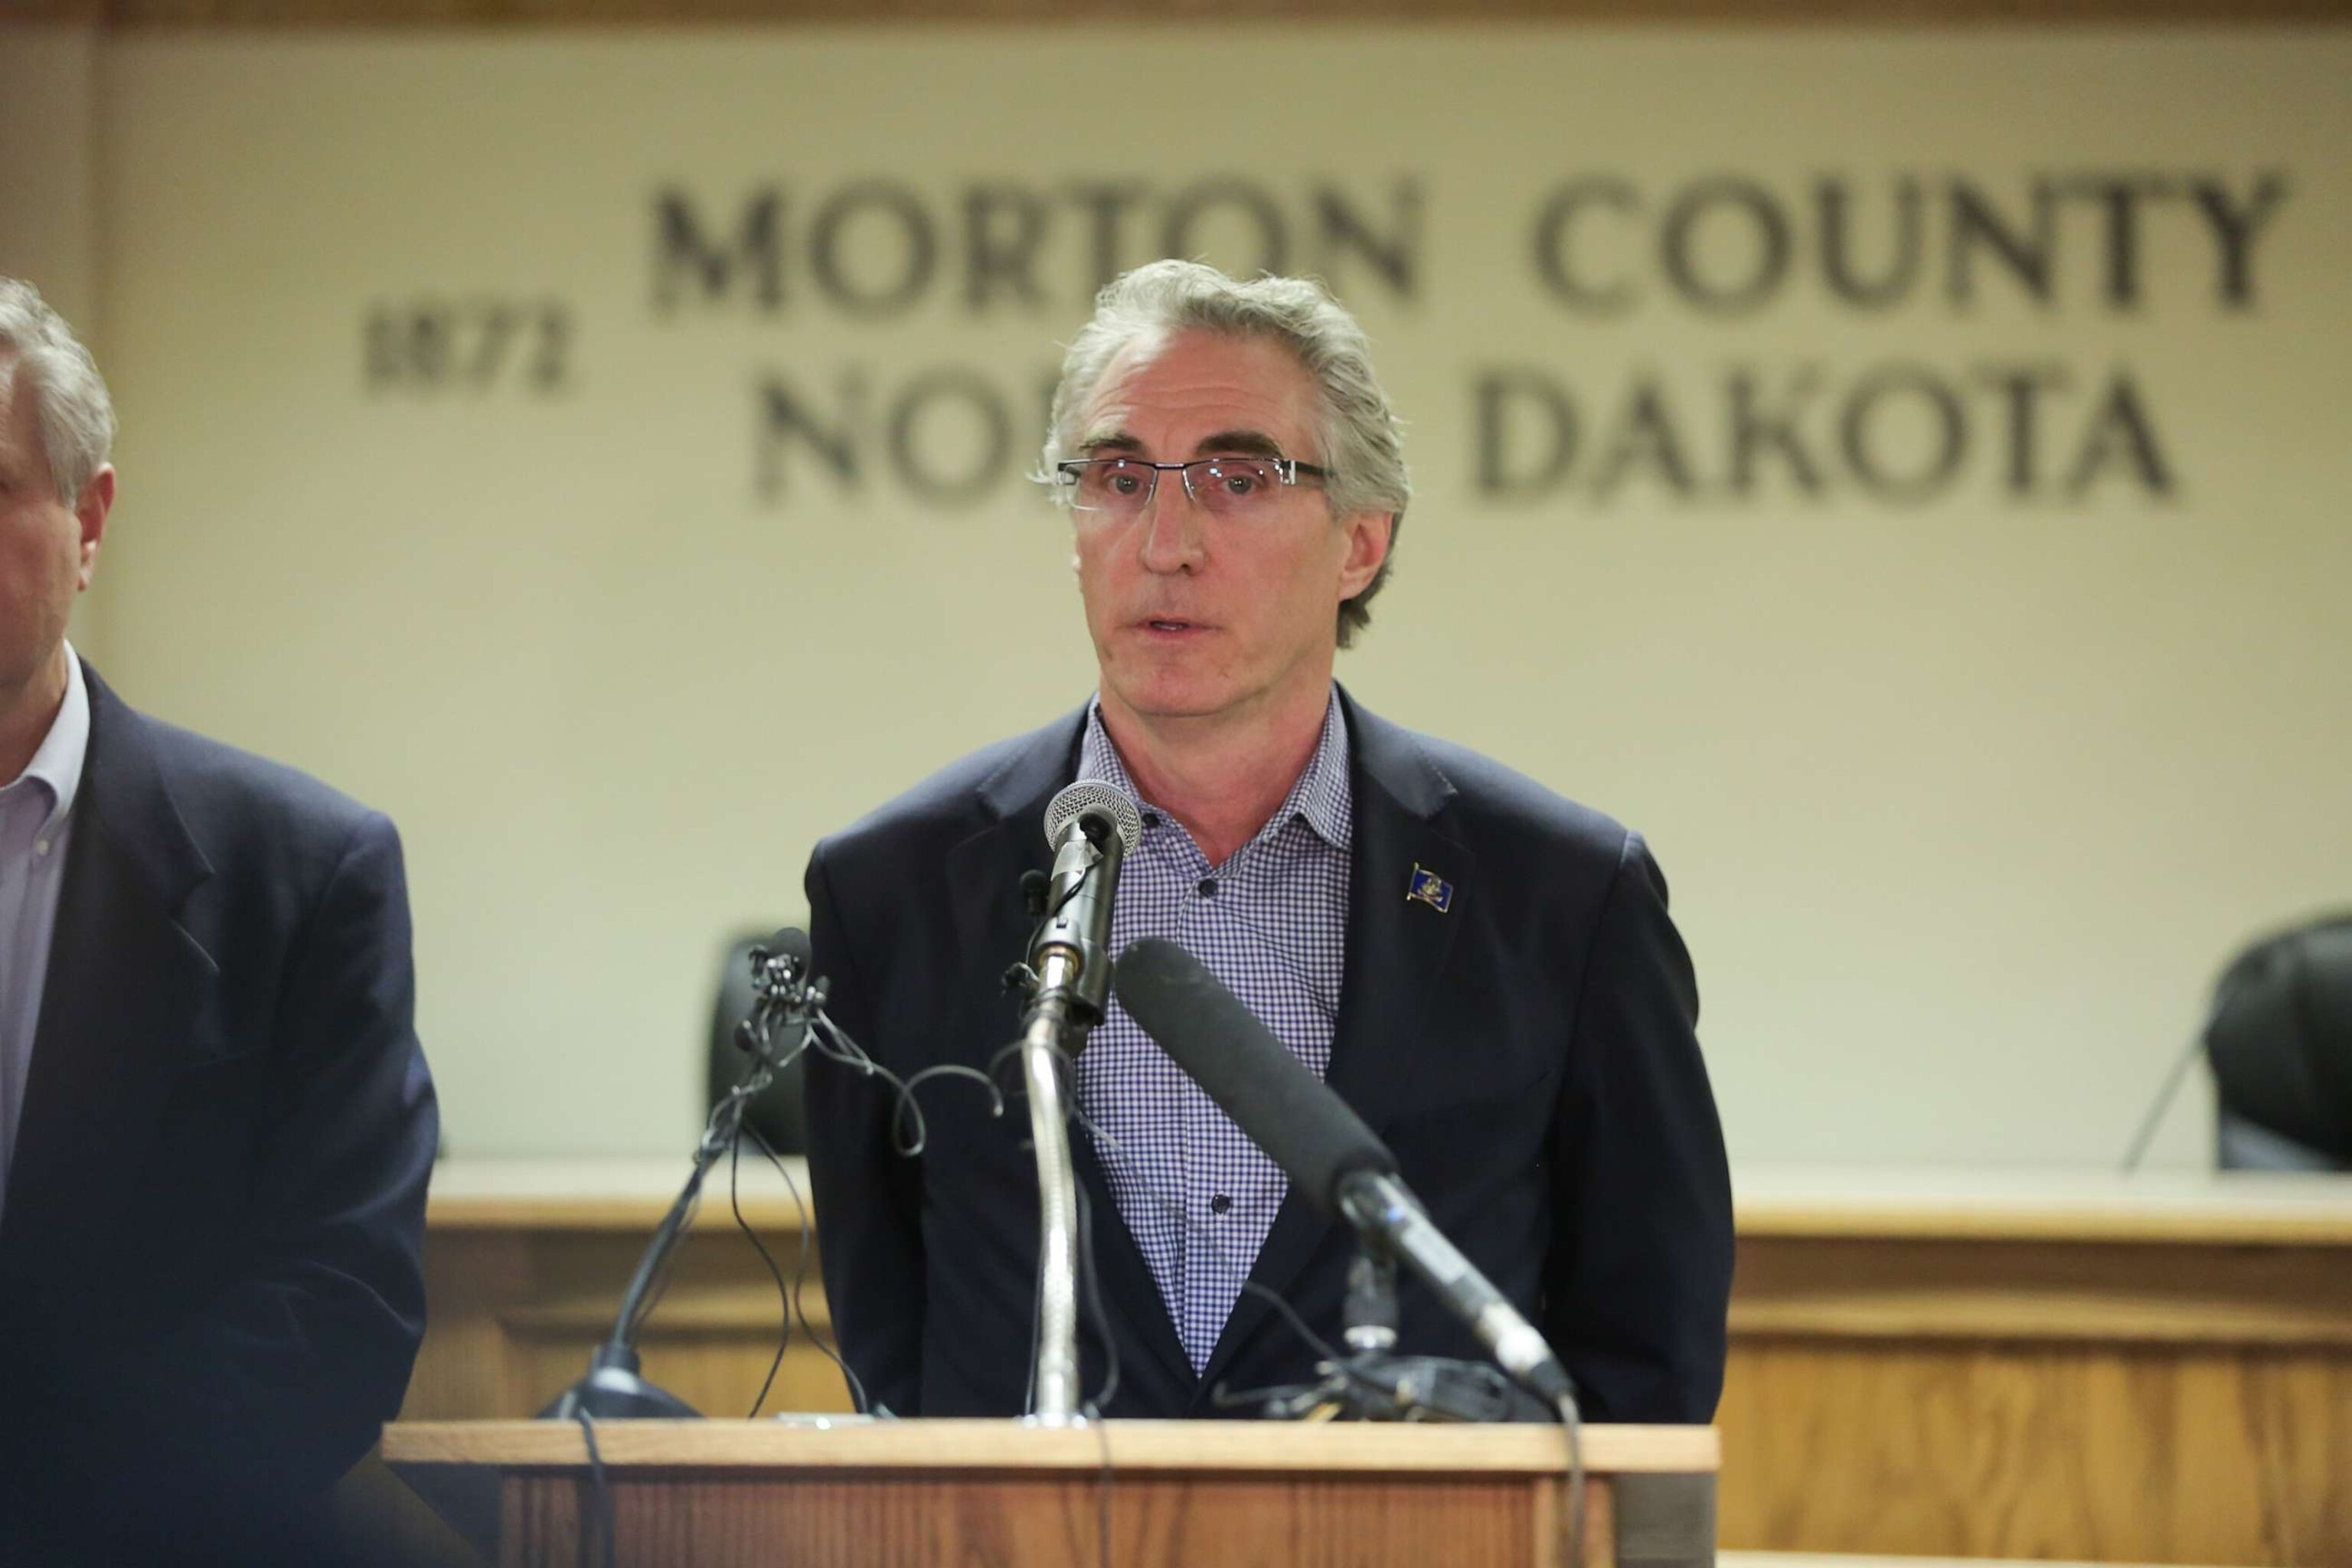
[
  {"xmin": 1014, "ymin": 784, "xmax": 1144, "ymax": 1422},
  {"xmin": 1113, "ymin": 937, "xmax": 1577, "ymax": 1406},
  {"xmin": 1027, "ymin": 781, "xmax": 1144, "ymax": 1027},
  {"xmin": 734, "ymin": 927, "xmax": 815, "ymax": 1062},
  {"xmin": 546, "ymin": 926, "xmax": 822, "ymax": 1422},
  {"xmin": 757, "ymin": 925, "xmax": 813, "ymax": 976}
]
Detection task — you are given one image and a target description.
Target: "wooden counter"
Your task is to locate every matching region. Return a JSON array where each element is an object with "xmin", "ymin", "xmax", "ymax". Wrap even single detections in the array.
[{"xmin": 405, "ymin": 1162, "xmax": 2352, "ymax": 1564}]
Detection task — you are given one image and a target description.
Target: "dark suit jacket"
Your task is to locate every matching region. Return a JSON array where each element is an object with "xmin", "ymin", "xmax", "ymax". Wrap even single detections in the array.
[
  {"xmin": 0, "ymin": 663, "xmax": 437, "ymax": 1555},
  {"xmin": 804, "ymin": 688, "xmax": 1732, "ymax": 1425}
]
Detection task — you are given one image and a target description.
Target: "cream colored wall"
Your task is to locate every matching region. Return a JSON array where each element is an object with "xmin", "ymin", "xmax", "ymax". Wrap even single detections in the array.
[{"xmin": 38, "ymin": 28, "xmax": 2352, "ymax": 1161}]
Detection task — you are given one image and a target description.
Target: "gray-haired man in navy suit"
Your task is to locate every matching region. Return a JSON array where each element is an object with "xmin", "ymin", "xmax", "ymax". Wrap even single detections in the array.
[
  {"xmin": 0, "ymin": 277, "xmax": 437, "ymax": 1559},
  {"xmin": 804, "ymin": 260, "xmax": 1732, "ymax": 1423}
]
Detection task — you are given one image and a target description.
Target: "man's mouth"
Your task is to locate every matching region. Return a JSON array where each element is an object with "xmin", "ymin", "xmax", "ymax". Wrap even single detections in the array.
[{"xmin": 1140, "ymin": 617, "xmax": 1207, "ymax": 633}]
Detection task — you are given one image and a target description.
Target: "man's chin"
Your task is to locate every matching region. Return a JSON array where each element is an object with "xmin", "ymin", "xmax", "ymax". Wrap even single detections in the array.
[{"xmin": 1102, "ymin": 673, "xmax": 1244, "ymax": 724}]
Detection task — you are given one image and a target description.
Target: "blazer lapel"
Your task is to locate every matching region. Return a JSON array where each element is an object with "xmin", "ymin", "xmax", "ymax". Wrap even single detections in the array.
[
  {"xmin": 0, "ymin": 666, "xmax": 215, "ymax": 1284},
  {"xmin": 1197, "ymin": 689, "xmax": 1475, "ymax": 1395},
  {"xmin": 962, "ymin": 710, "xmax": 1197, "ymax": 1403}
]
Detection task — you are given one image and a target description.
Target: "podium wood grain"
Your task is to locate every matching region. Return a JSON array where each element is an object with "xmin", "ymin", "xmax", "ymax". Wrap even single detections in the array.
[{"xmin": 381, "ymin": 1420, "xmax": 1700, "ymax": 1568}]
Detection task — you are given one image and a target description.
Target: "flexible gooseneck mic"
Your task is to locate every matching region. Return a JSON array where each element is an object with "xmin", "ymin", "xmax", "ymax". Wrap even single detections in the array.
[
  {"xmin": 1012, "ymin": 782, "xmax": 1142, "ymax": 1425},
  {"xmin": 1112, "ymin": 936, "xmax": 1579, "ymax": 1408}
]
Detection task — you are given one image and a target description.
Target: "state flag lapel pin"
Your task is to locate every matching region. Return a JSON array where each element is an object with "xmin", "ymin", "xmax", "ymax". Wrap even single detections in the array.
[{"xmin": 1406, "ymin": 864, "xmax": 1454, "ymax": 913}]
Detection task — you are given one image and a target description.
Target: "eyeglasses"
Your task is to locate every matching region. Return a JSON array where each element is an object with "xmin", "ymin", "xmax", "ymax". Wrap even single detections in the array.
[{"xmin": 1054, "ymin": 456, "xmax": 1331, "ymax": 520}]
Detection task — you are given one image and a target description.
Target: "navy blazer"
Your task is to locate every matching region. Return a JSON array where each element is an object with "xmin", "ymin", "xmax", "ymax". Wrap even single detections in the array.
[
  {"xmin": 804, "ymin": 688, "xmax": 1732, "ymax": 1425},
  {"xmin": 0, "ymin": 663, "xmax": 437, "ymax": 1552}
]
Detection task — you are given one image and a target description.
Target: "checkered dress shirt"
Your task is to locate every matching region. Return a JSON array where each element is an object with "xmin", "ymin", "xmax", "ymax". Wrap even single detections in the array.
[{"xmin": 1073, "ymin": 689, "xmax": 1353, "ymax": 1371}]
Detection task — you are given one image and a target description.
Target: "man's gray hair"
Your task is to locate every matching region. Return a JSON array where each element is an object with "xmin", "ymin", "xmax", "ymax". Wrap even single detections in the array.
[
  {"xmin": 1038, "ymin": 260, "xmax": 1411, "ymax": 648},
  {"xmin": 0, "ymin": 278, "xmax": 117, "ymax": 504}
]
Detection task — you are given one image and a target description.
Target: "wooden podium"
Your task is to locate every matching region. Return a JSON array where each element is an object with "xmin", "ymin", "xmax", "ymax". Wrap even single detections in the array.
[{"xmin": 381, "ymin": 1419, "xmax": 1717, "ymax": 1568}]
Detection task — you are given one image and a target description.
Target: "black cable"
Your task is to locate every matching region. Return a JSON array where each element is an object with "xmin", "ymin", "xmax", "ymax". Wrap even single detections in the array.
[
  {"xmin": 1073, "ymin": 1180, "xmax": 1122, "ymax": 1413},
  {"xmin": 996, "ymin": 975, "xmax": 1106, "ymax": 1419},
  {"xmin": 1040, "ymin": 1044, "xmax": 1121, "ymax": 1149},
  {"xmin": 573, "ymin": 1407, "xmax": 618, "ymax": 1568},
  {"xmin": 744, "ymin": 1119, "xmax": 872, "ymax": 1418},
  {"xmin": 728, "ymin": 1127, "xmax": 792, "ymax": 1419},
  {"xmin": 803, "ymin": 1011, "xmax": 1003, "ymax": 1159},
  {"xmin": 1237, "ymin": 1277, "xmax": 1347, "ymax": 1367},
  {"xmin": 988, "ymin": 1038, "xmax": 1031, "ymax": 1083},
  {"xmin": 2123, "ymin": 1031, "xmax": 2207, "ymax": 1171},
  {"xmin": 1069, "ymin": 1053, "xmax": 1119, "ymax": 1568},
  {"xmin": 1020, "ymin": 851, "xmax": 1101, "ymax": 962},
  {"xmin": 1214, "ymin": 1278, "xmax": 1403, "ymax": 1418},
  {"xmin": 1554, "ymin": 1390, "xmax": 1586, "ymax": 1568},
  {"xmin": 781, "ymin": 867, "xmax": 1106, "ymax": 1419},
  {"xmin": 890, "ymin": 1063, "xmax": 1005, "ymax": 1154},
  {"xmin": 1083, "ymin": 1396, "xmax": 1115, "ymax": 1568}
]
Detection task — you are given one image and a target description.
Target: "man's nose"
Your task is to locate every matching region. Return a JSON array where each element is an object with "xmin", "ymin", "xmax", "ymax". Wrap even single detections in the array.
[{"xmin": 1135, "ymin": 476, "xmax": 1207, "ymax": 573}]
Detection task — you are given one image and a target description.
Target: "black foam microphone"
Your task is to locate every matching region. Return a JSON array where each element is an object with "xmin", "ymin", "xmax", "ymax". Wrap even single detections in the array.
[
  {"xmin": 1114, "ymin": 937, "xmax": 1576, "ymax": 1406},
  {"xmin": 1112, "ymin": 936, "xmax": 1396, "ymax": 1198}
]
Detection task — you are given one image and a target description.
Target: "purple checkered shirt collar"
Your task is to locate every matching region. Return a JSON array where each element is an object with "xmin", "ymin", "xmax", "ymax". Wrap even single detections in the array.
[{"xmin": 1076, "ymin": 688, "xmax": 1353, "ymax": 860}]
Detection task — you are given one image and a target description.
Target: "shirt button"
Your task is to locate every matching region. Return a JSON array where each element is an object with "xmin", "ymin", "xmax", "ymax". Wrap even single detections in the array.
[
  {"xmin": 1141, "ymin": 811, "xmax": 1161, "ymax": 829},
  {"xmin": 1196, "ymin": 878, "xmax": 1218, "ymax": 899},
  {"xmin": 34, "ymin": 840, "xmax": 50, "ymax": 857},
  {"xmin": 1210, "ymin": 1194, "xmax": 1232, "ymax": 1214}
]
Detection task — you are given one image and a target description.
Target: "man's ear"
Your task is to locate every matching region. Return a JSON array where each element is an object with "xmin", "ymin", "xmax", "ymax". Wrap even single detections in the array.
[
  {"xmin": 1336, "ymin": 510, "xmax": 1393, "ymax": 600},
  {"xmin": 74, "ymin": 465, "xmax": 115, "ymax": 592}
]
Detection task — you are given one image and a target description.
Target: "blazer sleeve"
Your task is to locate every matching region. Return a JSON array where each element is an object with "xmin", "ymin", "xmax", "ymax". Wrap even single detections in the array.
[
  {"xmin": 1542, "ymin": 831, "xmax": 1734, "ymax": 1423},
  {"xmin": 136, "ymin": 811, "xmax": 438, "ymax": 1495},
  {"xmin": 802, "ymin": 844, "xmax": 929, "ymax": 1416}
]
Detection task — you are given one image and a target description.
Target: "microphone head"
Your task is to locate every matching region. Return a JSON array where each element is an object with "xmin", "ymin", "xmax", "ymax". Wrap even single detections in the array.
[
  {"xmin": 1044, "ymin": 781, "xmax": 1144, "ymax": 855},
  {"xmin": 1114, "ymin": 937, "xmax": 1396, "ymax": 1211},
  {"xmin": 751, "ymin": 927, "xmax": 813, "ymax": 1000},
  {"xmin": 760, "ymin": 927, "xmax": 813, "ymax": 967}
]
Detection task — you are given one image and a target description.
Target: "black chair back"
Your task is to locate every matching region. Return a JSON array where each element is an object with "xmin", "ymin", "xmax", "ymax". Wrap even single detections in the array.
[{"xmin": 2208, "ymin": 912, "xmax": 2352, "ymax": 1171}]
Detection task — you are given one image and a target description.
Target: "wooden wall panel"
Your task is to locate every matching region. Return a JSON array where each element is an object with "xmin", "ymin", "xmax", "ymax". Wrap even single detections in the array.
[
  {"xmin": 1715, "ymin": 1341, "xmax": 2351, "ymax": 1564},
  {"xmin": 403, "ymin": 1222, "xmax": 854, "ymax": 1423}
]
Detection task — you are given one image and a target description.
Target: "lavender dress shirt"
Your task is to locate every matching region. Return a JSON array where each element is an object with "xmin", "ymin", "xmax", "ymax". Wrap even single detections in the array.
[
  {"xmin": 1073, "ymin": 688, "xmax": 1352, "ymax": 1370},
  {"xmin": 0, "ymin": 647, "xmax": 88, "ymax": 1223}
]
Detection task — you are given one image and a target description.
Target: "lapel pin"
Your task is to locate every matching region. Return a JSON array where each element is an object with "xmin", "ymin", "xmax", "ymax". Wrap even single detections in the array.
[{"xmin": 1406, "ymin": 864, "xmax": 1454, "ymax": 913}]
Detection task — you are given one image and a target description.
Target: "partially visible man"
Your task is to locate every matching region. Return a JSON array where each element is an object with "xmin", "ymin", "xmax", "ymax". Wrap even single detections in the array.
[
  {"xmin": 0, "ymin": 278, "xmax": 438, "ymax": 1558},
  {"xmin": 804, "ymin": 261, "xmax": 1733, "ymax": 1423}
]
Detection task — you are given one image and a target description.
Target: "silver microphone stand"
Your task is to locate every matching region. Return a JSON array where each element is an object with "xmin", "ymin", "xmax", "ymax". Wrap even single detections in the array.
[
  {"xmin": 1015, "ymin": 784, "xmax": 1138, "ymax": 1424},
  {"xmin": 1018, "ymin": 966, "xmax": 1089, "ymax": 1423}
]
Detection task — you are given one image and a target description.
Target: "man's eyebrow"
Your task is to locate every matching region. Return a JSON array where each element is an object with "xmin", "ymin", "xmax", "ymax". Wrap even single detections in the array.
[
  {"xmin": 1193, "ymin": 430, "xmax": 1285, "ymax": 459},
  {"xmin": 1077, "ymin": 432, "xmax": 1145, "ymax": 456}
]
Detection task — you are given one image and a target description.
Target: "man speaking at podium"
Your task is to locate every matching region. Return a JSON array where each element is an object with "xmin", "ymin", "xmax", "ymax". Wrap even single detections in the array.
[{"xmin": 804, "ymin": 261, "xmax": 1732, "ymax": 1423}]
